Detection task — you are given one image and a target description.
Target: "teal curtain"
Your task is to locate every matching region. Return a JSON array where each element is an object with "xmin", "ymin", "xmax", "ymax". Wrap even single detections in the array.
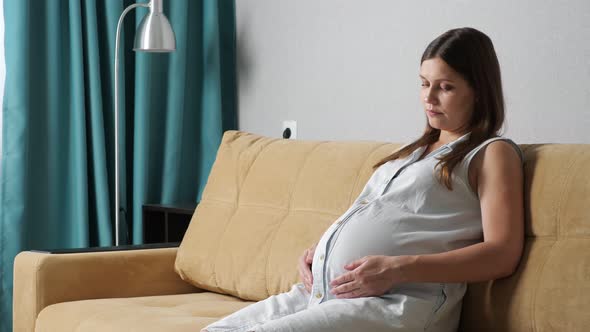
[{"xmin": 0, "ymin": 0, "xmax": 237, "ymax": 330}]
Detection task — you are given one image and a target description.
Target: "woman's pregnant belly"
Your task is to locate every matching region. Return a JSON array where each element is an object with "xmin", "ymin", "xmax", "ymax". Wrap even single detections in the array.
[
  {"xmin": 322, "ymin": 202, "xmax": 407, "ymax": 285},
  {"xmin": 316, "ymin": 202, "xmax": 448, "ymax": 298}
]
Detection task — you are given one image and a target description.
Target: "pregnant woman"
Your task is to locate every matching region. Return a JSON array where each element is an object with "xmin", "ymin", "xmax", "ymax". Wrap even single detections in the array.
[{"xmin": 202, "ymin": 26, "xmax": 524, "ymax": 332}]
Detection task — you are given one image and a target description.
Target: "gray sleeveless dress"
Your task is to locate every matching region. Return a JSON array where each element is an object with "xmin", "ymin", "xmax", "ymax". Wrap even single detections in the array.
[{"xmin": 203, "ymin": 133, "xmax": 524, "ymax": 332}]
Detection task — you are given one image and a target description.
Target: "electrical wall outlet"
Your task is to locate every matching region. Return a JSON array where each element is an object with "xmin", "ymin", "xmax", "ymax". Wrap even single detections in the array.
[{"xmin": 282, "ymin": 120, "xmax": 297, "ymax": 139}]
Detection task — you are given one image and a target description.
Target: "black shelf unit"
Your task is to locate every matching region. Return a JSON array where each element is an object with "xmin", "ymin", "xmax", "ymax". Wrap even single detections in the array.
[{"xmin": 142, "ymin": 203, "xmax": 197, "ymax": 244}]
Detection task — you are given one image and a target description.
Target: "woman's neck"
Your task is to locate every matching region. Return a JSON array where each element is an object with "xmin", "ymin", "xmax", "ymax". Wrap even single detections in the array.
[{"xmin": 437, "ymin": 130, "xmax": 469, "ymax": 145}]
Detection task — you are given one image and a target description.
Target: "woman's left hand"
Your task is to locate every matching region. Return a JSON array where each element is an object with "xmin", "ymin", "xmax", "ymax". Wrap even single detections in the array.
[{"xmin": 329, "ymin": 255, "xmax": 409, "ymax": 299}]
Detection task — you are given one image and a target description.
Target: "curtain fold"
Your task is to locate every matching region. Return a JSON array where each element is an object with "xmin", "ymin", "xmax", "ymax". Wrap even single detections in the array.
[{"xmin": 0, "ymin": 0, "xmax": 237, "ymax": 330}]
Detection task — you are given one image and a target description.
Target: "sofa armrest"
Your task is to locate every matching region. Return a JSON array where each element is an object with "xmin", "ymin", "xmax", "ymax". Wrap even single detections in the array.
[{"xmin": 13, "ymin": 245, "xmax": 201, "ymax": 332}]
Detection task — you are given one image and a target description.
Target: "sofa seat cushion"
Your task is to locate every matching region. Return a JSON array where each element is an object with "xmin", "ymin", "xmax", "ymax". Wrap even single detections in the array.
[{"xmin": 35, "ymin": 292, "xmax": 253, "ymax": 332}]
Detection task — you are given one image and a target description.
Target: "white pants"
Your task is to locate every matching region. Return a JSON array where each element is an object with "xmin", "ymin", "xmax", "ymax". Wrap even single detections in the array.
[{"xmin": 202, "ymin": 282, "xmax": 459, "ymax": 332}]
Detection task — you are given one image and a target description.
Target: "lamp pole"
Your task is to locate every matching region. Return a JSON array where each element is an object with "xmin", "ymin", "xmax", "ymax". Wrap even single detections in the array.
[{"xmin": 114, "ymin": 0, "xmax": 176, "ymax": 246}]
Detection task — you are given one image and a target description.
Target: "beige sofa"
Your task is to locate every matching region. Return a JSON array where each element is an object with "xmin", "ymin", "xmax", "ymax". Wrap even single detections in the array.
[{"xmin": 13, "ymin": 130, "xmax": 590, "ymax": 331}]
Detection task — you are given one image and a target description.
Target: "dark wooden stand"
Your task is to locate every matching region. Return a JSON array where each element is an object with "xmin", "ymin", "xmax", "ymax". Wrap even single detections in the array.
[{"xmin": 142, "ymin": 203, "xmax": 197, "ymax": 244}]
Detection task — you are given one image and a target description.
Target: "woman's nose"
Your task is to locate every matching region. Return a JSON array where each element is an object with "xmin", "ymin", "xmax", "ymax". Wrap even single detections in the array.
[{"xmin": 424, "ymin": 88, "xmax": 437, "ymax": 104}]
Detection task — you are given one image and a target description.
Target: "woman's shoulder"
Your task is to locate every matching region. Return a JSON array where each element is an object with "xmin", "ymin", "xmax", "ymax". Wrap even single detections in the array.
[
  {"xmin": 466, "ymin": 138, "xmax": 524, "ymax": 197},
  {"xmin": 467, "ymin": 136, "xmax": 524, "ymax": 165},
  {"xmin": 480, "ymin": 139, "xmax": 523, "ymax": 165},
  {"xmin": 486, "ymin": 137, "xmax": 523, "ymax": 163}
]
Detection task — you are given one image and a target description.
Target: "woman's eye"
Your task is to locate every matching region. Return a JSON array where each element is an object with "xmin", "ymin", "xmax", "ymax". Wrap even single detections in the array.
[{"xmin": 441, "ymin": 85, "xmax": 454, "ymax": 91}]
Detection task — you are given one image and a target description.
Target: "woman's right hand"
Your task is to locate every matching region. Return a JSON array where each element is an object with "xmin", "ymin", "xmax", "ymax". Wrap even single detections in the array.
[{"xmin": 298, "ymin": 243, "xmax": 317, "ymax": 293}]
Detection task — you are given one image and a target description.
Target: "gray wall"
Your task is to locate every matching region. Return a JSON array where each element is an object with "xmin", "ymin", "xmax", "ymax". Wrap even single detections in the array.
[{"xmin": 235, "ymin": 0, "xmax": 590, "ymax": 143}]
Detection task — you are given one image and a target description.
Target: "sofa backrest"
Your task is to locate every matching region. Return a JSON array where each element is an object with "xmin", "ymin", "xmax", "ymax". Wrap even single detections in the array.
[
  {"xmin": 175, "ymin": 130, "xmax": 590, "ymax": 331},
  {"xmin": 459, "ymin": 141, "xmax": 590, "ymax": 331},
  {"xmin": 175, "ymin": 130, "xmax": 397, "ymax": 299}
]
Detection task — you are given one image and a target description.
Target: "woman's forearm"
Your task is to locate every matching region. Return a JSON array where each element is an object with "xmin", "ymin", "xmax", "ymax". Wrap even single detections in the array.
[{"xmin": 397, "ymin": 241, "xmax": 522, "ymax": 284}]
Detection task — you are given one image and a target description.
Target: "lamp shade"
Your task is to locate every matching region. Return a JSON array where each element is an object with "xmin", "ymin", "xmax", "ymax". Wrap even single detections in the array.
[{"xmin": 133, "ymin": 11, "xmax": 176, "ymax": 52}]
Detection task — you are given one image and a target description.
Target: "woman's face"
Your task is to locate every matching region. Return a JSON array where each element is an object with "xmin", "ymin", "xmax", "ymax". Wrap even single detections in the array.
[{"xmin": 419, "ymin": 57, "xmax": 476, "ymax": 135}]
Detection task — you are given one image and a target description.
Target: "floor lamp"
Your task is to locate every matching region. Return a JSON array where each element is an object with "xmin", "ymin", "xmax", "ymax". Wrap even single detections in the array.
[{"xmin": 114, "ymin": 0, "xmax": 176, "ymax": 246}]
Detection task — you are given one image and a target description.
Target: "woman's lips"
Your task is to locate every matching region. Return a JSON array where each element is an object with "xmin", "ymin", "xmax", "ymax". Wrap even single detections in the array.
[{"xmin": 427, "ymin": 110, "xmax": 442, "ymax": 116}]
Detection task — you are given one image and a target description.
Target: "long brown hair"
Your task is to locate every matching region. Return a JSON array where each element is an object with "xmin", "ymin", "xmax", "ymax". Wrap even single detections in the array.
[{"xmin": 374, "ymin": 27, "xmax": 505, "ymax": 191}]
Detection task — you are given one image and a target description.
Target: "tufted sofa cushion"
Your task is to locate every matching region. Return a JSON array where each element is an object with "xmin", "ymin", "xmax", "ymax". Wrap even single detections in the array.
[
  {"xmin": 174, "ymin": 130, "xmax": 401, "ymax": 300},
  {"xmin": 459, "ymin": 143, "xmax": 590, "ymax": 331}
]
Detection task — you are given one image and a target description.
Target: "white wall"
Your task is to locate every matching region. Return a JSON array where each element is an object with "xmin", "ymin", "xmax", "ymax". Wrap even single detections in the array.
[{"xmin": 235, "ymin": 0, "xmax": 590, "ymax": 143}]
